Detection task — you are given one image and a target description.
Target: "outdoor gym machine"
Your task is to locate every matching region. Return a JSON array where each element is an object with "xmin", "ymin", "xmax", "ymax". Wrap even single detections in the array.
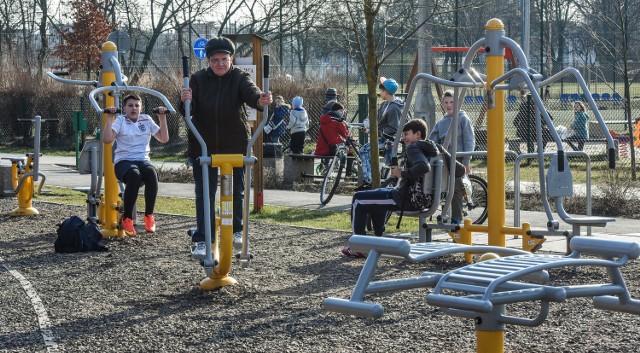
[
  {"xmin": 2, "ymin": 116, "xmax": 57, "ymax": 216},
  {"xmin": 182, "ymin": 55, "xmax": 269, "ymax": 290},
  {"xmin": 49, "ymin": 41, "xmax": 175, "ymax": 237},
  {"xmin": 327, "ymin": 18, "xmax": 628, "ymax": 353},
  {"xmin": 399, "ymin": 18, "xmax": 615, "ymax": 254}
]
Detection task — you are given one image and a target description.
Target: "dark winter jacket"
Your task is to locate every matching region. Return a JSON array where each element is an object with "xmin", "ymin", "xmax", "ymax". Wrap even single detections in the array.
[
  {"xmin": 392, "ymin": 139, "xmax": 439, "ymax": 210},
  {"xmin": 514, "ymin": 96, "xmax": 554, "ymax": 144},
  {"xmin": 179, "ymin": 65, "xmax": 262, "ymax": 157},
  {"xmin": 269, "ymin": 104, "xmax": 290, "ymax": 138},
  {"xmin": 378, "ymin": 98, "xmax": 403, "ymax": 139}
]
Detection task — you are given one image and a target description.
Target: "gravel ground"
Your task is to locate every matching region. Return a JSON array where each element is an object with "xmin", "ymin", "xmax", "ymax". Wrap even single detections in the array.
[{"xmin": 1, "ymin": 199, "xmax": 640, "ymax": 353}]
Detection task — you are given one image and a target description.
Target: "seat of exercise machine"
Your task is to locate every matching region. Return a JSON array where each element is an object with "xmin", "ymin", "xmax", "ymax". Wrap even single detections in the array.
[
  {"xmin": 395, "ymin": 156, "xmax": 445, "ymax": 217},
  {"xmin": 426, "ymin": 237, "xmax": 640, "ymax": 321},
  {"xmin": 547, "ymin": 154, "xmax": 615, "ymax": 227}
]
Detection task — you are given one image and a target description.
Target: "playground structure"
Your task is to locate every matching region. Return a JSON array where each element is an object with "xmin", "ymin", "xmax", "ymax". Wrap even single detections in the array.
[
  {"xmin": 2, "ymin": 116, "xmax": 57, "ymax": 216},
  {"xmin": 48, "ymin": 41, "xmax": 176, "ymax": 237},
  {"xmin": 325, "ymin": 19, "xmax": 634, "ymax": 353}
]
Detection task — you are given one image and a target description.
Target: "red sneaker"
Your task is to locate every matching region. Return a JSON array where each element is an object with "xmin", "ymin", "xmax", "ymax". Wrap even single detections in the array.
[
  {"xmin": 122, "ymin": 218, "xmax": 136, "ymax": 237},
  {"xmin": 341, "ymin": 246, "xmax": 366, "ymax": 258},
  {"xmin": 144, "ymin": 214, "xmax": 156, "ymax": 233}
]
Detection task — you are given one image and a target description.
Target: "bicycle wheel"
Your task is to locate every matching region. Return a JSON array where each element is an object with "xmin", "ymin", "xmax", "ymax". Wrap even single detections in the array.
[
  {"xmin": 464, "ymin": 174, "xmax": 488, "ymax": 224},
  {"xmin": 320, "ymin": 152, "xmax": 344, "ymax": 205}
]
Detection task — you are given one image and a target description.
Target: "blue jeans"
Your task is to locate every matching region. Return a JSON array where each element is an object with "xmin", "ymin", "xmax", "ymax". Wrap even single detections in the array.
[
  {"xmin": 351, "ymin": 188, "xmax": 400, "ymax": 236},
  {"xmin": 190, "ymin": 157, "xmax": 244, "ymax": 242},
  {"xmin": 359, "ymin": 137, "xmax": 392, "ymax": 183}
]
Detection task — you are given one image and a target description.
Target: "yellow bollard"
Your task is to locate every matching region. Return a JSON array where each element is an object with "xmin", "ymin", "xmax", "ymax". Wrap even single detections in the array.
[
  {"xmin": 477, "ymin": 330, "xmax": 504, "ymax": 353},
  {"xmin": 200, "ymin": 154, "xmax": 245, "ymax": 290}
]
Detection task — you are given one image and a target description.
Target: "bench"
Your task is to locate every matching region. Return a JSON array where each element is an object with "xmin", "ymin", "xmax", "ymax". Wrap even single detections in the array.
[{"xmin": 283, "ymin": 153, "xmax": 359, "ymax": 187}]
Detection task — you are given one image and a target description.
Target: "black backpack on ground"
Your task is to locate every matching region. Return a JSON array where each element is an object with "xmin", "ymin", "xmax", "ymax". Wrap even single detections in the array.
[{"xmin": 54, "ymin": 216, "xmax": 108, "ymax": 253}]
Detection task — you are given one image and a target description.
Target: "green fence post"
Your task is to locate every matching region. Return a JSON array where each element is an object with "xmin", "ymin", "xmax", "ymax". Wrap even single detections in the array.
[
  {"xmin": 73, "ymin": 111, "xmax": 87, "ymax": 168},
  {"xmin": 358, "ymin": 93, "xmax": 368, "ymax": 145}
]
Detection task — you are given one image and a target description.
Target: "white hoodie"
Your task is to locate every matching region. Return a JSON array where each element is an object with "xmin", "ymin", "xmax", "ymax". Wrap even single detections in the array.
[{"xmin": 287, "ymin": 107, "xmax": 309, "ymax": 134}]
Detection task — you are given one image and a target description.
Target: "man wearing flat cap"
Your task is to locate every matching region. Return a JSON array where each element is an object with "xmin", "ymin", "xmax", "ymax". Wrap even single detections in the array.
[{"xmin": 180, "ymin": 36, "xmax": 272, "ymax": 257}]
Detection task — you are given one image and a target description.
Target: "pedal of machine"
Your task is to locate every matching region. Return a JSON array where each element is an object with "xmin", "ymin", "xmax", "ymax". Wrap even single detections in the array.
[
  {"xmin": 199, "ymin": 259, "xmax": 219, "ymax": 267},
  {"xmin": 235, "ymin": 252, "xmax": 254, "ymax": 260}
]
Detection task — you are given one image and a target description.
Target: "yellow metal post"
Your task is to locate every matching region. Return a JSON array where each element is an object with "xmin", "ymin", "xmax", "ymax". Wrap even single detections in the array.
[
  {"xmin": 200, "ymin": 154, "xmax": 245, "ymax": 290},
  {"xmin": 477, "ymin": 330, "xmax": 504, "ymax": 353},
  {"xmin": 10, "ymin": 157, "xmax": 38, "ymax": 216},
  {"xmin": 484, "ymin": 19, "xmax": 506, "ymax": 248},
  {"xmin": 100, "ymin": 41, "xmax": 122, "ymax": 237}
]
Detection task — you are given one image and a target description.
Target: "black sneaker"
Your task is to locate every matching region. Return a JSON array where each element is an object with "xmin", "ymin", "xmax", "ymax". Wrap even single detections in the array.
[{"xmin": 354, "ymin": 183, "xmax": 372, "ymax": 191}]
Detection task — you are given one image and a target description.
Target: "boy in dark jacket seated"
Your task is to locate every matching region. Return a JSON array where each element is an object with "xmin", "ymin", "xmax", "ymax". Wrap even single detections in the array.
[{"xmin": 342, "ymin": 119, "xmax": 438, "ymax": 257}]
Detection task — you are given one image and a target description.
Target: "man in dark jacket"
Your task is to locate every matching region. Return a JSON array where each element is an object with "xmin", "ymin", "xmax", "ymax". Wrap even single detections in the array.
[
  {"xmin": 342, "ymin": 119, "xmax": 438, "ymax": 258},
  {"xmin": 180, "ymin": 36, "xmax": 272, "ymax": 257}
]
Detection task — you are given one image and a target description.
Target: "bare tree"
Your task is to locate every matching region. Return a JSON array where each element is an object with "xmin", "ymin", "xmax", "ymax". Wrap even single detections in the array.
[
  {"xmin": 36, "ymin": 0, "xmax": 48, "ymax": 80},
  {"xmin": 547, "ymin": 0, "xmax": 574, "ymax": 74},
  {"xmin": 321, "ymin": 0, "xmax": 441, "ymax": 187},
  {"xmin": 0, "ymin": 0, "xmax": 20, "ymax": 65},
  {"xmin": 51, "ymin": 0, "xmax": 115, "ymax": 80},
  {"xmin": 576, "ymin": 0, "xmax": 640, "ymax": 179}
]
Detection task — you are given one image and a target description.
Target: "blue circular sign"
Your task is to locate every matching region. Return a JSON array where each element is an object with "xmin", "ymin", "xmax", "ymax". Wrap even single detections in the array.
[{"xmin": 193, "ymin": 38, "xmax": 208, "ymax": 59}]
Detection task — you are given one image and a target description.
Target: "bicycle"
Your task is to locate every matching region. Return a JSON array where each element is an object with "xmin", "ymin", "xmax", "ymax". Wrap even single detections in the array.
[
  {"xmin": 383, "ymin": 155, "xmax": 488, "ymax": 225},
  {"xmin": 455, "ymin": 174, "xmax": 488, "ymax": 224},
  {"xmin": 319, "ymin": 124, "xmax": 365, "ymax": 205}
]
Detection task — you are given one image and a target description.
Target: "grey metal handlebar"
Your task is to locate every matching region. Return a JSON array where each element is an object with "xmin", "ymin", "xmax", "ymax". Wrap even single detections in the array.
[
  {"xmin": 47, "ymin": 71, "xmax": 98, "ymax": 87},
  {"xmin": 88, "ymin": 86, "xmax": 177, "ymax": 114}
]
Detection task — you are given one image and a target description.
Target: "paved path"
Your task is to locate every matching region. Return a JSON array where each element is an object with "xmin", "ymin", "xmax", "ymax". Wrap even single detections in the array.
[{"xmin": 3, "ymin": 154, "xmax": 640, "ymax": 254}]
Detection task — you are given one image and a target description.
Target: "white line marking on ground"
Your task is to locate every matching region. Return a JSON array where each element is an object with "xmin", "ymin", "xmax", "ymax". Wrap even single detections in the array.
[{"xmin": 0, "ymin": 257, "xmax": 58, "ymax": 352}]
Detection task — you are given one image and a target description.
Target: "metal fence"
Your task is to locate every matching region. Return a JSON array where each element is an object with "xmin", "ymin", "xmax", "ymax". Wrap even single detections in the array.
[{"xmin": 1, "ymin": 84, "xmax": 637, "ymax": 184}]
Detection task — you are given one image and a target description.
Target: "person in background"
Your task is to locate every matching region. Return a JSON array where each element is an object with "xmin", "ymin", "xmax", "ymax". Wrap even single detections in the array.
[
  {"xmin": 179, "ymin": 36, "xmax": 272, "ymax": 257},
  {"xmin": 429, "ymin": 90, "xmax": 475, "ymax": 225},
  {"xmin": 323, "ymin": 88, "xmax": 339, "ymax": 114},
  {"xmin": 266, "ymin": 95, "xmax": 289, "ymax": 143},
  {"xmin": 566, "ymin": 101, "xmax": 589, "ymax": 151},
  {"xmin": 103, "ymin": 94, "xmax": 169, "ymax": 237},
  {"xmin": 356, "ymin": 77, "xmax": 403, "ymax": 191},
  {"xmin": 315, "ymin": 102, "xmax": 349, "ymax": 156},
  {"xmin": 514, "ymin": 93, "xmax": 554, "ymax": 153},
  {"xmin": 287, "ymin": 96, "xmax": 308, "ymax": 154}
]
